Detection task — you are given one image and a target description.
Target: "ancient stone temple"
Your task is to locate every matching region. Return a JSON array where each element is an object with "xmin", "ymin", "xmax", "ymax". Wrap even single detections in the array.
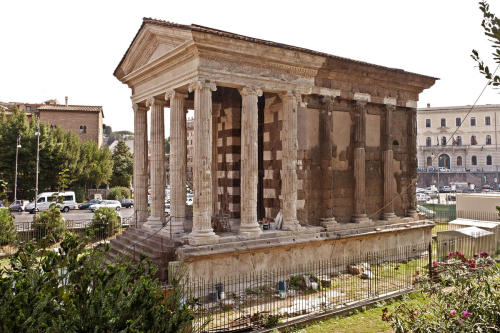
[{"xmin": 113, "ymin": 18, "xmax": 436, "ymax": 280}]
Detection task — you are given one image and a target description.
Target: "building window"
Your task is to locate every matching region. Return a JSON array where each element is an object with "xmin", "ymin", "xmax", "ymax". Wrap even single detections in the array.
[
  {"xmin": 27, "ymin": 106, "xmax": 31, "ymax": 112},
  {"xmin": 79, "ymin": 125, "xmax": 87, "ymax": 134},
  {"xmin": 471, "ymin": 117, "xmax": 476, "ymax": 126},
  {"xmin": 471, "ymin": 135, "xmax": 477, "ymax": 145},
  {"xmin": 426, "ymin": 156, "xmax": 432, "ymax": 166},
  {"xmin": 487, "ymin": 155, "xmax": 492, "ymax": 165},
  {"xmin": 485, "ymin": 116, "xmax": 491, "ymax": 125},
  {"xmin": 441, "ymin": 136, "xmax": 447, "ymax": 146},
  {"xmin": 457, "ymin": 136, "xmax": 462, "ymax": 146},
  {"xmin": 456, "ymin": 117, "xmax": 461, "ymax": 126},
  {"xmin": 457, "ymin": 156, "xmax": 463, "ymax": 166},
  {"xmin": 426, "ymin": 137, "xmax": 431, "ymax": 146},
  {"xmin": 441, "ymin": 118, "xmax": 446, "ymax": 127},
  {"xmin": 425, "ymin": 119, "xmax": 431, "ymax": 128},
  {"xmin": 486, "ymin": 135, "xmax": 492, "ymax": 145},
  {"xmin": 472, "ymin": 156, "xmax": 477, "ymax": 166}
]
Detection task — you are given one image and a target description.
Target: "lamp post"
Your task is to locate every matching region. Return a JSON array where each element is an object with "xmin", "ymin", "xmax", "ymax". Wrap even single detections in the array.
[
  {"xmin": 14, "ymin": 134, "xmax": 21, "ymax": 202},
  {"xmin": 34, "ymin": 116, "xmax": 40, "ymax": 214}
]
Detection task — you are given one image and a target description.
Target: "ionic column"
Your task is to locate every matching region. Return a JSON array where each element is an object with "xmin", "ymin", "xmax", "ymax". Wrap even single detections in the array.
[
  {"xmin": 147, "ymin": 97, "xmax": 166, "ymax": 226},
  {"xmin": 165, "ymin": 90, "xmax": 187, "ymax": 234},
  {"xmin": 383, "ymin": 98, "xmax": 397, "ymax": 220},
  {"xmin": 239, "ymin": 86, "xmax": 263, "ymax": 238},
  {"xmin": 133, "ymin": 103, "xmax": 148, "ymax": 226},
  {"xmin": 352, "ymin": 94, "xmax": 370, "ymax": 223},
  {"xmin": 188, "ymin": 80, "xmax": 219, "ymax": 245},
  {"xmin": 406, "ymin": 101, "xmax": 418, "ymax": 218},
  {"xmin": 280, "ymin": 91, "xmax": 302, "ymax": 231}
]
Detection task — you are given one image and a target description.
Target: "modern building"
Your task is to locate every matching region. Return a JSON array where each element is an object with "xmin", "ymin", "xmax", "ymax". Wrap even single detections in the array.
[
  {"xmin": 1, "ymin": 97, "xmax": 104, "ymax": 147},
  {"xmin": 417, "ymin": 104, "xmax": 500, "ymax": 172}
]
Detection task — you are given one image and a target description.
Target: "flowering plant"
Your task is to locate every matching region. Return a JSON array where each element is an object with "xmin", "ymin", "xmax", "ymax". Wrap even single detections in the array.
[{"xmin": 382, "ymin": 251, "xmax": 499, "ymax": 332}]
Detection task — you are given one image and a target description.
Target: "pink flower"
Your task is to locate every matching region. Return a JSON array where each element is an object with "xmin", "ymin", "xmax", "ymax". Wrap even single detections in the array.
[
  {"xmin": 450, "ymin": 310, "xmax": 457, "ymax": 316},
  {"xmin": 413, "ymin": 310, "xmax": 420, "ymax": 315},
  {"xmin": 480, "ymin": 251, "xmax": 489, "ymax": 258},
  {"xmin": 462, "ymin": 311, "xmax": 472, "ymax": 318},
  {"xmin": 473, "ymin": 253, "xmax": 478, "ymax": 258},
  {"xmin": 448, "ymin": 252, "xmax": 453, "ymax": 257},
  {"xmin": 460, "ymin": 318, "xmax": 464, "ymax": 323}
]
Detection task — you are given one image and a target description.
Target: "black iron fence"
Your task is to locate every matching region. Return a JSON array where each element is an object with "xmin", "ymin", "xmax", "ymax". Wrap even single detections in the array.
[{"xmin": 179, "ymin": 236, "xmax": 498, "ymax": 332}]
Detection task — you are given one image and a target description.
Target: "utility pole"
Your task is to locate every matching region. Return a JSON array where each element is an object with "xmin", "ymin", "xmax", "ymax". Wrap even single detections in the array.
[
  {"xmin": 14, "ymin": 134, "xmax": 21, "ymax": 202},
  {"xmin": 34, "ymin": 116, "xmax": 40, "ymax": 214}
]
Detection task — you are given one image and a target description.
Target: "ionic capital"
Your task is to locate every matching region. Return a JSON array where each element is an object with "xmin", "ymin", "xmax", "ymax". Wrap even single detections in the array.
[
  {"xmin": 353, "ymin": 92, "xmax": 371, "ymax": 104},
  {"xmin": 383, "ymin": 97, "xmax": 397, "ymax": 106},
  {"xmin": 239, "ymin": 86, "xmax": 263, "ymax": 97},
  {"xmin": 188, "ymin": 80, "xmax": 217, "ymax": 93},
  {"xmin": 165, "ymin": 89, "xmax": 188, "ymax": 102},
  {"xmin": 132, "ymin": 102, "xmax": 148, "ymax": 113},
  {"xmin": 146, "ymin": 96, "xmax": 165, "ymax": 108}
]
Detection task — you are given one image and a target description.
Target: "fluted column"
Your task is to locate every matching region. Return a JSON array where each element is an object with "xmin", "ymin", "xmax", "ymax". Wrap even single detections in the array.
[
  {"xmin": 281, "ymin": 91, "xmax": 302, "ymax": 231},
  {"xmin": 383, "ymin": 99, "xmax": 397, "ymax": 220},
  {"xmin": 406, "ymin": 101, "xmax": 418, "ymax": 218},
  {"xmin": 239, "ymin": 86, "xmax": 263, "ymax": 238},
  {"xmin": 147, "ymin": 97, "xmax": 166, "ymax": 225},
  {"xmin": 166, "ymin": 90, "xmax": 187, "ymax": 234},
  {"xmin": 188, "ymin": 80, "xmax": 219, "ymax": 245},
  {"xmin": 133, "ymin": 103, "xmax": 148, "ymax": 225},
  {"xmin": 352, "ymin": 95, "xmax": 370, "ymax": 223}
]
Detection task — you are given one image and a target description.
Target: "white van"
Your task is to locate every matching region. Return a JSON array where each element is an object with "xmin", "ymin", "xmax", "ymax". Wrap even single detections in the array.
[{"xmin": 26, "ymin": 191, "xmax": 77, "ymax": 213}]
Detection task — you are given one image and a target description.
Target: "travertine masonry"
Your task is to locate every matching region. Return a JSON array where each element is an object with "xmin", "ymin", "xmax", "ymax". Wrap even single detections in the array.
[{"xmin": 133, "ymin": 104, "xmax": 148, "ymax": 224}]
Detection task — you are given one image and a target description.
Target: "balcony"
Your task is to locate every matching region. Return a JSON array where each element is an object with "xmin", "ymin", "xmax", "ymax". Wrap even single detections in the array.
[{"xmin": 419, "ymin": 145, "xmax": 469, "ymax": 151}]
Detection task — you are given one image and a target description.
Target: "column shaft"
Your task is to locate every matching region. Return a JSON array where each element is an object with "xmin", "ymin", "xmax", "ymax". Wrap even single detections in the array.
[
  {"xmin": 281, "ymin": 91, "xmax": 301, "ymax": 230},
  {"xmin": 239, "ymin": 87, "xmax": 263, "ymax": 237},
  {"xmin": 188, "ymin": 80, "xmax": 219, "ymax": 245},
  {"xmin": 383, "ymin": 104, "xmax": 396, "ymax": 220},
  {"xmin": 133, "ymin": 104, "xmax": 148, "ymax": 225},
  {"xmin": 167, "ymin": 91, "xmax": 187, "ymax": 233},
  {"xmin": 149, "ymin": 97, "xmax": 166, "ymax": 223},
  {"xmin": 352, "ymin": 100, "xmax": 369, "ymax": 223},
  {"xmin": 407, "ymin": 107, "xmax": 418, "ymax": 218}
]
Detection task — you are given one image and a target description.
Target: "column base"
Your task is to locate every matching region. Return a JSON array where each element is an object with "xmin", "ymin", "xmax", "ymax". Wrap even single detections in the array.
[
  {"xmin": 282, "ymin": 219, "xmax": 303, "ymax": 231},
  {"xmin": 165, "ymin": 217, "xmax": 185, "ymax": 234},
  {"xmin": 133, "ymin": 209, "xmax": 148, "ymax": 228},
  {"xmin": 143, "ymin": 216, "xmax": 163, "ymax": 231},
  {"xmin": 352, "ymin": 214, "xmax": 370, "ymax": 223},
  {"xmin": 239, "ymin": 223, "xmax": 262, "ymax": 239},
  {"xmin": 320, "ymin": 217, "xmax": 338, "ymax": 231},
  {"xmin": 188, "ymin": 229, "xmax": 220, "ymax": 246},
  {"xmin": 382, "ymin": 212, "xmax": 397, "ymax": 221},
  {"xmin": 407, "ymin": 209, "xmax": 418, "ymax": 219}
]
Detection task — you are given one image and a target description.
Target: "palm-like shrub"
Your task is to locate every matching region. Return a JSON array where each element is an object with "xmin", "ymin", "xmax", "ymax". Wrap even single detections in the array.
[
  {"xmin": 0, "ymin": 208, "xmax": 16, "ymax": 246},
  {"xmin": 90, "ymin": 207, "xmax": 120, "ymax": 239},
  {"xmin": 32, "ymin": 204, "xmax": 65, "ymax": 245}
]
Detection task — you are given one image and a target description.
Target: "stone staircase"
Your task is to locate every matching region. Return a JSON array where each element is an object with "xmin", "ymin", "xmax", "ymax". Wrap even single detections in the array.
[{"xmin": 107, "ymin": 227, "xmax": 183, "ymax": 281}]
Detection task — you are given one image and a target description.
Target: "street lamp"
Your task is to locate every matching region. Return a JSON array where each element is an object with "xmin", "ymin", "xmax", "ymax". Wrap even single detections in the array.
[
  {"xmin": 34, "ymin": 116, "xmax": 40, "ymax": 214},
  {"xmin": 14, "ymin": 134, "xmax": 21, "ymax": 202}
]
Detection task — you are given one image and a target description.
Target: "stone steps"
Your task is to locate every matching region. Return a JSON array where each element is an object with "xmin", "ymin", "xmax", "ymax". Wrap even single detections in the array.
[{"xmin": 107, "ymin": 227, "xmax": 182, "ymax": 281}]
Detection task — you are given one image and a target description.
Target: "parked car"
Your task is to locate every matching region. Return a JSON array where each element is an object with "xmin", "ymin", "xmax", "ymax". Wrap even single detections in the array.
[
  {"xmin": 439, "ymin": 186, "xmax": 451, "ymax": 193},
  {"xmin": 165, "ymin": 203, "xmax": 170, "ymax": 215},
  {"xmin": 482, "ymin": 184, "xmax": 494, "ymax": 192},
  {"xmin": 9, "ymin": 200, "xmax": 30, "ymax": 212},
  {"xmin": 89, "ymin": 200, "xmax": 121, "ymax": 212},
  {"xmin": 427, "ymin": 167, "xmax": 436, "ymax": 172},
  {"xmin": 26, "ymin": 191, "xmax": 77, "ymax": 213},
  {"xmin": 78, "ymin": 199, "xmax": 101, "ymax": 210},
  {"xmin": 417, "ymin": 193, "xmax": 430, "ymax": 202},
  {"xmin": 121, "ymin": 198, "xmax": 134, "ymax": 208},
  {"xmin": 438, "ymin": 167, "xmax": 450, "ymax": 172}
]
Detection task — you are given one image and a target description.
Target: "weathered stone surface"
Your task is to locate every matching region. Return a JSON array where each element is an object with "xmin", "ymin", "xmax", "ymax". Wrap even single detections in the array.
[{"xmin": 133, "ymin": 103, "xmax": 148, "ymax": 224}]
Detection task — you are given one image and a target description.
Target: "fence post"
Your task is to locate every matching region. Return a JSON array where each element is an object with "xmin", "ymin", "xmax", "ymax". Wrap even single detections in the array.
[{"xmin": 428, "ymin": 241, "xmax": 433, "ymax": 279}]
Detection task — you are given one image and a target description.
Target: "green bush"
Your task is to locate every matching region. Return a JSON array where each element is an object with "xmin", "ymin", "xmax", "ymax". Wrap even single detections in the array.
[
  {"xmin": 73, "ymin": 184, "xmax": 85, "ymax": 203},
  {"xmin": 0, "ymin": 208, "xmax": 16, "ymax": 246},
  {"xmin": 107, "ymin": 186, "xmax": 130, "ymax": 200},
  {"xmin": 32, "ymin": 205, "xmax": 65, "ymax": 245},
  {"xmin": 90, "ymin": 207, "xmax": 120, "ymax": 239},
  {"xmin": 383, "ymin": 251, "xmax": 499, "ymax": 332},
  {"xmin": 0, "ymin": 234, "xmax": 199, "ymax": 332}
]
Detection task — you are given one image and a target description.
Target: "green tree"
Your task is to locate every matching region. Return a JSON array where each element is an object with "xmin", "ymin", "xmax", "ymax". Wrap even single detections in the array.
[
  {"xmin": 472, "ymin": 1, "xmax": 500, "ymax": 86},
  {"xmin": 0, "ymin": 208, "xmax": 16, "ymax": 246},
  {"xmin": 78, "ymin": 140, "xmax": 113, "ymax": 190},
  {"xmin": 111, "ymin": 141, "xmax": 133, "ymax": 187},
  {"xmin": 165, "ymin": 136, "xmax": 170, "ymax": 154}
]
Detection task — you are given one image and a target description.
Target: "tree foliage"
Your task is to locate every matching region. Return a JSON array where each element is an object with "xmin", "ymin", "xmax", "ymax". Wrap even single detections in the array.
[
  {"xmin": 111, "ymin": 141, "xmax": 133, "ymax": 187},
  {"xmin": 0, "ymin": 208, "xmax": 16, "ymax": 246},
  {"xmin": 472, "ymin": 1, "xmax": 500, "ymax": 86},
  {"xmin": 0, "ymin": 234, "xmax": 198, "ymax": 332},
  {"xmin": 0, "ymin": 108, "xmax": 113, "ymax": 200}
]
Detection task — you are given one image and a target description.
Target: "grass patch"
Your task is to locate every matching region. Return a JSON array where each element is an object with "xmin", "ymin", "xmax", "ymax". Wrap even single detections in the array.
[{"xmin": 290, "ymin": 292, "xmax": 428, "ymax": 333}]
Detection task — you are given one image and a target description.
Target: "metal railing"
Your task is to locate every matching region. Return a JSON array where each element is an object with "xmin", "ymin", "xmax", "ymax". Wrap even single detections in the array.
[{"xmin": 179, "ymin": 236, "xmax": 498, "ymax": 332}]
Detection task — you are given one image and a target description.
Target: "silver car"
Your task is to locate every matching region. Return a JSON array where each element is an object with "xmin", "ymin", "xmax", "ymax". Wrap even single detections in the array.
[{"xmin": 89, "ymin": 200, "xmax": 121, "ymax": 212}]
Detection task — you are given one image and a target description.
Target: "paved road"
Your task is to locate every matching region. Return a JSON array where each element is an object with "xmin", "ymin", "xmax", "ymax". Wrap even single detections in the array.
[{"xmin": 13, "ymin": 207, "xmax": 135, "ymax": 225}]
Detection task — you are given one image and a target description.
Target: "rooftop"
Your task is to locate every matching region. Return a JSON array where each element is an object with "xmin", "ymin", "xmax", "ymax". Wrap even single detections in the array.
[
  {"xmin": 418, "ymin": 104, "xmax": 500, "ymax": 112},
  {"xmin": 38, "ymin": 104, "xmax": 103, "ymax": 113}
]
